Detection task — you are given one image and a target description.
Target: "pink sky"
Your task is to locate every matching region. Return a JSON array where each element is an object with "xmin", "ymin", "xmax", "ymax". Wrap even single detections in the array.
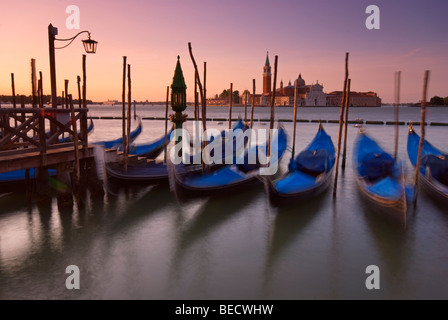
[{"xmin": 0, "ymin": 0, "xmax": 447, "ymax": 103}]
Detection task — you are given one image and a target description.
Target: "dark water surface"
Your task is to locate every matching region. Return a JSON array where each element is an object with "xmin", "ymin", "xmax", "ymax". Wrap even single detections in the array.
[{"xmin": 0, "ymin": 105, "xmax": 447, "ymax": 299}]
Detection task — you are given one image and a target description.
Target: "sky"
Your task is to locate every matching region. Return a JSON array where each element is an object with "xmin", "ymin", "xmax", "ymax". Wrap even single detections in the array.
[{"xmin": 0, "ymin": 0, "xmax": 447, "ymax": 104}]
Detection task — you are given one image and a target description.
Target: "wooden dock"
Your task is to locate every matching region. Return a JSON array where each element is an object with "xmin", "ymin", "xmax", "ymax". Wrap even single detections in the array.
[
  {"xmin": 0, "ymin": 107, "xmax": 101, "ymax": 205},
  {"xmin": 0, "ymin": 107, "xmax": 93, "ymax": 173}
]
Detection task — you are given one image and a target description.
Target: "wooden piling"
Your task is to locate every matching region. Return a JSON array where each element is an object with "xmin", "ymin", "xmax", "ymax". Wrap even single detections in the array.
[
  {"xmin": 413, "ymin": 70, "xmax": 430, "ymax": 207},
  {"xmin": 37, "ymin": 77, "xmax": 46, "ymax": 151},
  {"xmin": 333, "ymin": 52, "xmax": 349, "ymax": 198},
  {"xmin": 82, "ymin": 55, "xmax": 87, "ymax": 109},
  {"xmin": 164, "ymin": 86, "xmax": 169, "ymax": 163},
  {"xmin": 341, "ymin": 78, "xmax": 351, "ymax": 170},
  {"xmin": 122, "ymin": 56, "xmax": 127, "ymax": 167},
  {"xmin": 31, "ymin": 59, "xmax": 37, "ymax": 108},
  {"xmin": 244, "ymin": 91, "xmax": 248, "ymax": 123},
  {"xmin": 127, "ymin": 64, "xmax": 132, "ymax": 156},
  {"xmin": 39, "ymin": 72, "xmax": 44, "ymax": 108},
  {"xmin": 228, "ymin": 83, "xmax": 233, "ymax": 130},
  {"xmin": 11, "ymin": 73, "xmax": 17, "ymax": 127},
  {"xmin": 20, "ymin": 96, "xmax": 25, "ymax": 123},
  {"xmin": 194, "ymin": 72, "xmax": 198, "ymax": 121},
  {"xmin": 202, "ymin": 61, "xmax": 207, "ymax": 172},
  {"xmin": 77, "ymin": 76, "xmax": 82, "ymax": 109},
  {"xmin": 187, "ymin": 42, "xmax": 207, "ymax": 171},
  {"xmin": 65, "ymin": 80, "xmax": 69, "ymax": 110},
  {"xmin": 69, "ymin": 94, "xmax": 80, "ymax": 183},
  {"xmin": 267, "ymin": 55, "xmax": 278, "ymax": 166},
  {"xmin": 394, "ymin": 71, "xmax": 401, "ymax": 160},
  {"xmin": 187, "ymin": 43, "xmax": 205, "ymax": 120},
  {"xmin": 291, "ymin": 79, "xmax": 298, "ymax": 159},
  {"xmin": 82, "ymin": 55, "xmax": 88, "ymax": 148},
  {"xmin": 250, "ymin": 79, "xmax": 255, "ymax": 129}
]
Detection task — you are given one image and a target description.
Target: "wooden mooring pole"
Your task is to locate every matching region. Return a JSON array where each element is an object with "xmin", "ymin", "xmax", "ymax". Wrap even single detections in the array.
[
  {"xmin": 164, "ymin": 86, "xmax": 169, "ymax": 163},
  {"xmin": 394, "ymin": 71, "xmax": 401, "ymax": 161},
  {"xmin": 31, "ymin": 59, "xmax": 37, "ymax": 108},
  {"xmin": 267, "ymin": 55, "xmax": 278, "ymax": 167},
  {"xmin": 77, "ymin": 76, "xmax": 82, "ymax": 109},
  {"xmin": 413, "ymin": 70, "xmax": 430, "ymax": 207},
  {"xmin": 202, "ymin": 61, "xmax": 207, "ymax": 172},
  {"xmin": 333, "ymin": 52, "xmax": 349, "ymax": 198},
  {"xmin": 341, "ymin": 78, "xmax": 351, "ymax": 170},
  {"xmin": 291, "ymin": 79, "xmax": 298, "ymax": 159},
  {"xmin": 250, "ymin": 79, "xmax": 255, "ymax": 129},
  {"xmin": 228, "ymin": 83, "xmax": 233, "ymax": 130},
  {"xmin": 122, "ymin": 56, "xmax": 127, "ymax": 167},
  {"xmin": 11, "ymin": 73, "xmax": 17, "ymax": 127},
  {"xmin": 127, "ymin": 64, "xmax": 132, "ymax": 156}
]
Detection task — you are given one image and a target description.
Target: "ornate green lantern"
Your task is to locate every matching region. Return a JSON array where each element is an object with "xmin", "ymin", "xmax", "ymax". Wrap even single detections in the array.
[
  {"xmin": 170, "ymin": 55, "xmax": 188, "ymax": 145},
  {"xmin": 171, "ymin": 55, "xmax": 187, "ymax": 113}
]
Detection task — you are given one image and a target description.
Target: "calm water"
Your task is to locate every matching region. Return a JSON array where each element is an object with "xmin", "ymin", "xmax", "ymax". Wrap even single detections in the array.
[{"xmin": 0, "ymin": 105, "xmax": 447, "ymax": 300}]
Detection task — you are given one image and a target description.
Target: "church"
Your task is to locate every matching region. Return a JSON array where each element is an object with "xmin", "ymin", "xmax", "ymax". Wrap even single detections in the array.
[{"xmin": 241, "ymin": 52, "xmax": 327, "ymax": 107}]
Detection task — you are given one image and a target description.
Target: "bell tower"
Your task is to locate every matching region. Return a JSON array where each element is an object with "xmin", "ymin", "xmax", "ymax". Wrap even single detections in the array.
[{"xmin": 263, "ymin": 52, "xmax": 271, "ymax": 94}]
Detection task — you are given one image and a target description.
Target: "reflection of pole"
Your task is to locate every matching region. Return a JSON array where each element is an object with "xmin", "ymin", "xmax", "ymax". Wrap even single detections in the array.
[{"xmin": 48, "ymin": 24, "xmax": 57, "ymax": 108}]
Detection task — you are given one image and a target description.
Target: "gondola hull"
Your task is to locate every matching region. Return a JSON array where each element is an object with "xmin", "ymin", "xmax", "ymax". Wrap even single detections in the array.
[
  {"xmin": 266, "ymin": 124, "xmax": 335, "ymax": 206},
  {"xmin": 407, "ymin": 127, "xmax": 448, "ymax": 203},
  {"xmin": 353, "ymin": 131, "xmax": 407, "ymax": 217},
  {"xmin": 170, "ymin": 127, "xmax": 287, "ymax": 200},
  {"xmin": 106, "ymin": 161, "xmax": 168, "ymax": 184},
  {"xmin": 265, "ymin": 168, "xmax": 334, "ymax": 207}
]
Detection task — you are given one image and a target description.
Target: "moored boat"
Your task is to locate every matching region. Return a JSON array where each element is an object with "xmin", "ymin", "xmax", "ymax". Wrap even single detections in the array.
[
  {"xmin": 170, "ymin": 126, "xmax": 287, "ymax": 199},
  {"xmin": 265, "ymin": 123, "xmax": 335, "ymax": 206},
  {"xmin": 353, "ymin": 129, "xmax": 407, "ymax": 216},
  {"xmin": 407, "ymin": 124, "xmax": 448, "ymax": 202}
]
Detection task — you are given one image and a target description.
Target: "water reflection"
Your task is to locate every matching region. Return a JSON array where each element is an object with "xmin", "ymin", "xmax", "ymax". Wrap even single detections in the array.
[
  {"xmin": 168, "ymin": 188, "xmax": 261, "ymax": 298},
  {"xmin": 261, "ymin": 191, "xmax": 327, "ymax": 298}
]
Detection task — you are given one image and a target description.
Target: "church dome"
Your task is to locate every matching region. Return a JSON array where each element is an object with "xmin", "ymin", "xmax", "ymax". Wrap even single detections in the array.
[{"xmin": 296, "ymin": 73, "xmax": 305, "ymax": 87}]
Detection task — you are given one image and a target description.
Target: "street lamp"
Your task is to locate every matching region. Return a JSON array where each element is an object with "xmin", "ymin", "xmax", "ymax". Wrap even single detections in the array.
[
  {"xmin": 170, "ymin": 56, "xmax": 188, "ymax": 147},
  {"xmin": 48, "ymin": 23, "xmax": 98, "ymax": 108}
]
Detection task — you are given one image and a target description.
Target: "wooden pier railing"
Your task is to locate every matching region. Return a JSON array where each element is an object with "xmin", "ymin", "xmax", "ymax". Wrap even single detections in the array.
[{"xmin": 0, "ymin": 107, "xmax": 92, "ymax": 173}]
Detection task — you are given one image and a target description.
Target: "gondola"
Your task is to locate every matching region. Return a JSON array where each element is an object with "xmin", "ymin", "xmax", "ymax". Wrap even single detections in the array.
[
  {"xmin": 123, "ymin": 126, "xmax": 174, "ymax": 159},
  {"xmin": 93, "ymin": 116, "xmax": 143, "ymax": 149},
  {"xmin": 106, "ymin": 120, "xmax": 250, "ymax": 184},
  {"xmin": 265, "ymin": 123, "xmax": 335, "ymax": 206},
  {"xmin": 407, "ymin": 124, "xmax": 448, "ymax": 202},
  {"xmin": 352, "ymin": 128, "xmax": 407, "ymax": 215},
  {"xmin": 58, "ymin": 118, "xmax": 95, "ymax": 143},
  {"xmin": 169, "ymin": 126, "xmax": 287, "ymax": 199}
]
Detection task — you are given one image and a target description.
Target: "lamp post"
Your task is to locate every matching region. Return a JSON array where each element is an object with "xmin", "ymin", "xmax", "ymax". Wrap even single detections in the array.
[
  {"xmin": 48, "ymin": 23, "xmax": 98, "ymax": 108},
  {"xmin": 169, "ymin": 56, "xmax": 188, "ymax": 149}
]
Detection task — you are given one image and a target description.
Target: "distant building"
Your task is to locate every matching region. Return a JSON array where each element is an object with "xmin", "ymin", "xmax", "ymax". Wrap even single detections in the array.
[
  {"xmin": 241, "ymin": 52, "xmax": 326, "ymax": 106},
  {"xmin": 326, "ymin": 91, "xmax": 382, "ymax": 107},
  {"xmin": 102, "ymin": 99, "xmax": 119, "ymax": 105},
  {"xmin": 241, "ymin": 52, "xmax": 381, "ymax": 107}
]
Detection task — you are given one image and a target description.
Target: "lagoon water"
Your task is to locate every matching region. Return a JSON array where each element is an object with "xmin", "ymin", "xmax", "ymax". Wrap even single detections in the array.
[{"xmin": 0, "ymin": 105, "xmax": 447, "ymax": 299}]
